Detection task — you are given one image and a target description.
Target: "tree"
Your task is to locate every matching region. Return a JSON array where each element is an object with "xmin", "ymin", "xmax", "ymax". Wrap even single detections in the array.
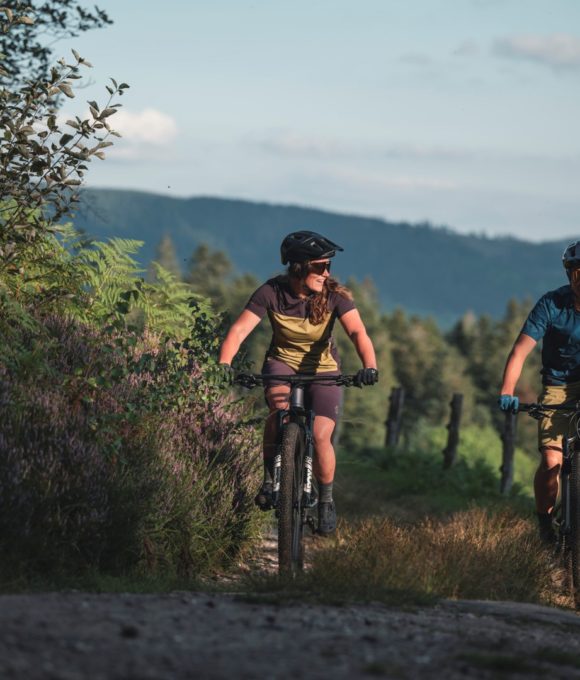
[
  {"xmin": 336, "ymin": 277, "xmax": 394, "ymax": 449},
  {"xmin": 386, "ymin": 308, "xmax": 477, "ymax": 432},
  {"xmin": 186, "ymin": 244, "xmax": 233, "ymax": 310},
  {"xmin": 0, "ymin": 9, "xmax": 127, "ymax": 296},
  {"xmin": 148, "ymin": 234, "xmax": 182, "ymax": 281},
  {"xmin": 0, "ymin": 1, "xmax": 112, "ymax": 87}
]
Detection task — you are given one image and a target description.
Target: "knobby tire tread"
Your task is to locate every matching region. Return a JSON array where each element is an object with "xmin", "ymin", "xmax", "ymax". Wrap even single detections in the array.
[
  {"xmin": 571, "ymin": 450, "xmax": 580, "ymax": 607},
  {"xmin": 278, "ymin": 422, "xmax": 303, "ymax": 576}
]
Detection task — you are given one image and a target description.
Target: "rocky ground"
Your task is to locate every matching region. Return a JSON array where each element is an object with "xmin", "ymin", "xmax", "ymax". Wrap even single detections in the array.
[
  {"xmin": 1, "ymin": 591, "xmax": 580, "ymax": 679},
  {"xmin": 3, "ymin": 530, "xmax": 580, "ymax": 679},
  {"xmin": 0, "ymin": 592, "xmax": 580, "ymax": 680}
]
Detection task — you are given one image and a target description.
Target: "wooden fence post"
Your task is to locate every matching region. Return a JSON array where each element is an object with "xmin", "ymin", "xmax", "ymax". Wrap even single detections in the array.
[
  {"xmin": 500, "ymin": 411, "xmax": 517, "ymax": 495},
  {"xmin": 443, "ymin": 393, "xmax": 463, "ymax": 469},
  {"xmin": 385, "ymin": 387, "xmax": 405, "ymax": 448}
]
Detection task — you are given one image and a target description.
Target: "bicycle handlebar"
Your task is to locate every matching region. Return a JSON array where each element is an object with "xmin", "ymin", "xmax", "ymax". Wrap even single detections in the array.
[
  {"xmin": 233, "ymin": 373, "xmax": 362, "ymax": 389},
  {"xmin": 519, "ymin": 401, "xmax": 580, "ymax": 414}
]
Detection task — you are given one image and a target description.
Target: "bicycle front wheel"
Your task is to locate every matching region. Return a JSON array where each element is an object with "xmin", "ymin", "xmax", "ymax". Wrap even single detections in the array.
[
  {"xmin": 571, "ymin": 449, "xmax": 580, "ymax": 608},
  {"xmin": 277, "ymin": 422, "xmax": 305, "ymax": 576}
]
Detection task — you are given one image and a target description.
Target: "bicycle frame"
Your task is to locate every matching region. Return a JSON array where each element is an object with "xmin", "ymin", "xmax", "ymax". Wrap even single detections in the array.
[
  {"xmin": 560, "ymin": 435, "xmax": 576, "ymax": 537},
  {"xmin": 521, "ymin": 401, "xmax": 580, "ymax": 542},
  {"xmin": 234, "ymin": 372, "xmax": 359, "ymax": 573}
]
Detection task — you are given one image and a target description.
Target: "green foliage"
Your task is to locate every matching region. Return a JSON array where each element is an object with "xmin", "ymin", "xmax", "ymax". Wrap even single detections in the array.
[
  {"xmin": 0, "ymin": 303, "xmax": 263, "ymax": 583},
  {"xmin": 185, "ymin": 244, "xmax": 269, "ymax": 368},
  {"xmin": 386, "ymin": 308, "xmax": 477, "ymax": 430},
  {"xmin": 336, "ymin": 278, "xmax": 394, "ymax": 449},
  {"xmin": 0, "ymin": 1, "xmax": 111, "ymax": 87},
  {"xmin": 149, "ymin": 234, "xmax": 182, "ymax": 281},
  {"xmin": 448, "ymin": 299, "xmax": 542, "ymax": 451},
  {"xmin": 0, "ymin": 8, "xmax": 127, "ymax": 300},
  {"xmin": 0, "ymin": 9, "xmax": 265, "ymax": 587},
  {"xmin": 186, "ymin": 244, "xmax": 234, "ymax": 310}
]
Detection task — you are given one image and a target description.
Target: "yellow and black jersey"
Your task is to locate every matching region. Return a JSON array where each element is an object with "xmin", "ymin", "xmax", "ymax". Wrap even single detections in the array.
[{"xmin": 245, "ymin": 276, "xmax": 356, "ymax": 373}]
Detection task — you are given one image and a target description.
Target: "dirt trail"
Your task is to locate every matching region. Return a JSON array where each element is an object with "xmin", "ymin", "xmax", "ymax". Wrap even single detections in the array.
[
  {"xmin": 3, "ymin": 528, "xmax": 580, "ymax": 679},
  {"xmin": 1, "ymin": 590, "xmax": 580, "ymax": 679}
]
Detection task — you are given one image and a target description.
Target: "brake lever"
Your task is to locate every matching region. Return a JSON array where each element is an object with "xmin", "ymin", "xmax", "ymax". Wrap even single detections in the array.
[{"xmin": 234, "ymin": 374, "xmax": 258, "ymax": 389}]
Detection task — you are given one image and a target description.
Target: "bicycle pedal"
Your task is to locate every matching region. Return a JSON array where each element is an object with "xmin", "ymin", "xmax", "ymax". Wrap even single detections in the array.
[{"xmin": 302, "ymin": 493, "xmax": 318, "ymax": 509}]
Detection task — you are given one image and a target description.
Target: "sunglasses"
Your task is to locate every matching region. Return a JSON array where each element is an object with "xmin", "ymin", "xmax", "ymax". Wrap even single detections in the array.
[{"xmin": 308, "ymin": 260, "xmax": 331, "ymax": 275}]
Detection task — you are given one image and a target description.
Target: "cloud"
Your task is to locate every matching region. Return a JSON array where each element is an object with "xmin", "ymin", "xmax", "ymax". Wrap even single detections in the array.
[
  {"xmin": 111, "ymin": 108, "xmax": 178, "ymax": 145},
  {"xmin": 329, "ymin": 168, "xmax": 459, "ymax": 192},
  {"xmin": 493, "ymin": 34, "xmax": 580, "ymax": 70},
  {"xmin": 399, "ymin": 53, "xmax": 432, "ymax": 66},
  {"xmin": 255, "ymin": 133, "xmax": 474, "ymax": 163},
  {"xmin": 57, "ymin": 107, "xmax": 179, "ymax": 162},
  {"xmin": 453, "ymin": 41, "xmax": 479, "ymax": 58},
  {"xmin": 257, "ymin": 132, "xmax": 348, "ymax": 159}
]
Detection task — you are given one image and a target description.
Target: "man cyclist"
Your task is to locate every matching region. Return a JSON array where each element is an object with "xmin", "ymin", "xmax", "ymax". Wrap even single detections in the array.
[
  {"xmin": 218, "ymin": 231, "xmax": 378, "ymax": 535},
  {"xmin": 499, "ymin": 240, "xmax": 580, "ymax": 544}
]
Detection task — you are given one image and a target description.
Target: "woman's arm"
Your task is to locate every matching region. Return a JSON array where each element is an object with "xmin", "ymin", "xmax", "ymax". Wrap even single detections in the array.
[
  {"xmin": 338, "ymin": 308, "xmax": 377, "ymax": 369},
  {"xmin": 218, "ymin": 309, "xmax": 262, "ymax": 364},
  {"xmin": 500, "ymin": 333, "xmax": 537, "ymax": 394}
]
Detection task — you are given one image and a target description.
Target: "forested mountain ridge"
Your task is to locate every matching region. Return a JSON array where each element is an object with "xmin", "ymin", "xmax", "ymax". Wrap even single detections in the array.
[{"xmin": 73, "ymin": 188, "xmax": 570, "ymax": 324}]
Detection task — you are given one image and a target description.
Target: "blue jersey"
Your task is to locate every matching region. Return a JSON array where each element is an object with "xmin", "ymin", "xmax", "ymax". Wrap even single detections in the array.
[{"xmin": 521, "ymin": 285, "xmax": 580, "ymax": 386}]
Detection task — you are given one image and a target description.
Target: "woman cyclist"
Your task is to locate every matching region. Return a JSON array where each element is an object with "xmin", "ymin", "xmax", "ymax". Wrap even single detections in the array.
[{"xmin": 218, "ymin": 231, "xmax": 378, "ymax": 535}]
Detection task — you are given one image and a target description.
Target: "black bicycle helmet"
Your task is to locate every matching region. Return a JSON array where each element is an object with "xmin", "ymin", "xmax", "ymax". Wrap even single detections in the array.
[
  {"xmin": 280, "ymin": 231, "xmax": 344, "ymax": 265},
  {"xmin": 563, "ymin": 240, "xmax": 580, "ymax": 279}
]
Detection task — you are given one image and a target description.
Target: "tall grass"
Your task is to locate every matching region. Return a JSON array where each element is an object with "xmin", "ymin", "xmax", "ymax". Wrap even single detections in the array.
[
  {"xmin": 243, "ymin": 432, "xmax": 570, "ymax": 608},
  {"xmin": 309, "ymin": 509, "xmax": 560, "ymax": 604},
  {"xmin": 244, "ymin": 508, "xmax": 567, "ymax": 608}
]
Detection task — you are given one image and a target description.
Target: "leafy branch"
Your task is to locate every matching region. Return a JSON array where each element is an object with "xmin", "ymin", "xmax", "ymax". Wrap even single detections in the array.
[{"xmin": 0, "ymin": 9, "xmax": 128, "ymax": 274}]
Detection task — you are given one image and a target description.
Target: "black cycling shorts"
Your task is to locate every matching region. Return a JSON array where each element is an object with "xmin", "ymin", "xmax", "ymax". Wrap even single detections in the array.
[{"xmin": 261, "ymin": 357, "xmax": 343, "ymax": 423}]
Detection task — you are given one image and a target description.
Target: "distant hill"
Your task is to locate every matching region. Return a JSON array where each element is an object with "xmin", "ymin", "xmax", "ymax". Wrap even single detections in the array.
[{"xmin": 72, "ymin": 188, "xmax": 570, "ymax": 325}]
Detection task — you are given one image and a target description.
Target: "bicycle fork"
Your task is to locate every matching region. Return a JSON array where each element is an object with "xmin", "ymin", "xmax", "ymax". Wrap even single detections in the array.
[
  {"xmin": 272, "ymin": 389, "xmax": 317, "ymax": 513},
  {"xmin": 560, "ymin": 437, "xmax": 574, "ymax": 538}
]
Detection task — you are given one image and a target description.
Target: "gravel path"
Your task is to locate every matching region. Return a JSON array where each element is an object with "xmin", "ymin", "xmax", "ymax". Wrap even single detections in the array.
[{"xmin": 1, "ymin": 591, "xmax": 580, "ymax": 679}]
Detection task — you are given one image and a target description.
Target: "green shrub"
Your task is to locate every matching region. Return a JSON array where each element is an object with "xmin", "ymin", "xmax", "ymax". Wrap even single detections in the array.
[{"xmin": 0, "ymin": 301, "xmax": 262, "ymax": 586}]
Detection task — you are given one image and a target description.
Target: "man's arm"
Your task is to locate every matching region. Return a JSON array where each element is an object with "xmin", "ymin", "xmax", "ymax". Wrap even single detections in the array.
[{"xmin": 500, "ymin": 333, "xmax": 537, "ymax": 395}]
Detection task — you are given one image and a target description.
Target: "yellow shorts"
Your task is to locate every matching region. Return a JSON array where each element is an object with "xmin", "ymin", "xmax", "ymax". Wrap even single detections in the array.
[{"xmin": 537, "ymin": 380, "xmax": 580, "ymax": 451}]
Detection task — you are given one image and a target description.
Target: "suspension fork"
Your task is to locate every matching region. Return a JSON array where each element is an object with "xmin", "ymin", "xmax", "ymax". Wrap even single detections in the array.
[
  {"xmin": 560, "ymin": 436, "xmax": 574, "ymax": 535},
  {"xmin": 303, "ymin": 409, "xmax": 316, "ymax": 507},
  {"xmin": 271, "ymin": 409, "xmax": 289, "ymax": 506},
  {"xmin": 272, "ymin": 385, "xmax": 317, "ymax": 509}
]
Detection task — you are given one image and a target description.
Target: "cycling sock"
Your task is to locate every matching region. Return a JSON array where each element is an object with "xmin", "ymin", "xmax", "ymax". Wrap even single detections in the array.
[
  {"xmin": 319, "ymin": 482, "xmax": 333, "ymax": 503},
  {"xmin": 263, "ymin": 457, "xmax": 275, "ymax": 485}
]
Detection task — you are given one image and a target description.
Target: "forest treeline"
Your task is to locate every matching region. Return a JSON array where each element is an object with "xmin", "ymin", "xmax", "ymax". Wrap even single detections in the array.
[{"xmin": 75, "ymin": 188, "xmax": 565, "ymax": 325}]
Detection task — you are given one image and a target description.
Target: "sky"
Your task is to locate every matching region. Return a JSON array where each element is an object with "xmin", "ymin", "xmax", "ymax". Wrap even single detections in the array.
[{"xmin": 56, "ymin": 0, "xmax": 580, "ymax": 242}]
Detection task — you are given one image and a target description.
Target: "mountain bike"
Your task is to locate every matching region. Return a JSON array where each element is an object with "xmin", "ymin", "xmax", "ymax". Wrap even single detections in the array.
[
  {"xmin": 520, "ymin": 400, "xmax": 580, "ymax": 608},
  {"xmin": 234, "ymin": 372, "xmax": 360, "ymax": 576}
]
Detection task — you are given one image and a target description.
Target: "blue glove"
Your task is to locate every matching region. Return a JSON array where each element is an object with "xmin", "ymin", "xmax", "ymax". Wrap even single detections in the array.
[{"xmin": 498, "ymin": 394, "xmax": 519, "ymax": 413}]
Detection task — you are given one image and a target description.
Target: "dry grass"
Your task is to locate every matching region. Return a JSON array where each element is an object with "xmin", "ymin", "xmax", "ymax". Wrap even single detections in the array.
[
  {"xmin": 242, "ymin": 507, "xmax": 572, "ymax": 608},
  {"xmin": 307, "ymin": 508, "xmax": 568, "ymax": 606}
]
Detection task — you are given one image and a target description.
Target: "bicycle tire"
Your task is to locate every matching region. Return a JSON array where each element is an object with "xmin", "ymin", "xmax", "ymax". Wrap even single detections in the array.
[
  {"xmin": 570, "ymin": 449, "xmax": 580, "ymax": 608},
  {"xmin": 277, "ymin": 422, "xmax": 305, "ymax": 576}
]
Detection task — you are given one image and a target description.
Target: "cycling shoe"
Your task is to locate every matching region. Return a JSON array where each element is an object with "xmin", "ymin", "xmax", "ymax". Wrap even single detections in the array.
[
  {"xmin": 254, "ymin": 483, "xmax": 275, "ymax": 511},
  {"xmin": 317, "ymin": 501, "xmax": 337, "ymax": 535}
]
